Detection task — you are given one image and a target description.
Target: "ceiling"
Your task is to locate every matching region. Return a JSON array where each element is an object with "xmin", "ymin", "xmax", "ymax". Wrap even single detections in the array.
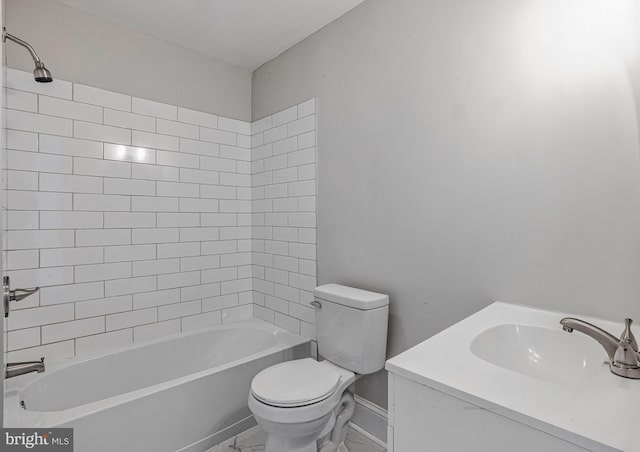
[{"xmin": 56, "ymin": 0, "xmax": 367, "ymax": 70}]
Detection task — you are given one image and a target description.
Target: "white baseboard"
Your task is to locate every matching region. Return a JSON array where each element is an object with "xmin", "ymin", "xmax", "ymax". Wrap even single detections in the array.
[{"xmin": 351, "ymin": 395, "xmax": 388, "ymax": 446}]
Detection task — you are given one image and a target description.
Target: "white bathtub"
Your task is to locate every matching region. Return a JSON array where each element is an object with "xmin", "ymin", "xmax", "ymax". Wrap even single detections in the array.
[{"xmin": 4, "ymin": 318, "xmax": 309, "ymax": 452}]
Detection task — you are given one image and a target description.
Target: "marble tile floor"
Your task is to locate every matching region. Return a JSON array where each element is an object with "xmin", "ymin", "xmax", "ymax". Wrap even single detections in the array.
[{"xmin": 208, "ymin": 424, "xmax": 386, "ymax": 452}]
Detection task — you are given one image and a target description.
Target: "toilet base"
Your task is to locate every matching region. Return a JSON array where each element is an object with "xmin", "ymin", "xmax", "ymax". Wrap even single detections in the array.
[
  {"xmin": 264, "ymin": 438, "xmax": 348, "ymax": 452},
  {"xmin": 318, "ymin": 437, "xmax": 349, "ymax": 452},
  {"xmin": 253, "ymin": 389, "xmax": 356, "ymax": 452},
  {"xmin": 260, "ymin": 410, "xmax": 334, "ymax": 452},
  {"xmin": 265, "ymin": 437, "xmax": 319, "ymax": 452}
]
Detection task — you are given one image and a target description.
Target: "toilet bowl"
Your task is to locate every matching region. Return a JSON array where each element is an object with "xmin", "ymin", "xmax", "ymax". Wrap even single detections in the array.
[
  {"xmin": 248, "ymin": 284, "xmax": 389, "ymax": 452},
  {"xmin": 248, "ymin": 358, "xmax": 356, "ymax": 452}
]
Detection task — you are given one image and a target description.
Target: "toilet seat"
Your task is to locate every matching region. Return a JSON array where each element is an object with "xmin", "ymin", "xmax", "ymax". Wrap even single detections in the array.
[{"xmin": 251, "ymin": 358, "xmax": 342, "ymax": 408}]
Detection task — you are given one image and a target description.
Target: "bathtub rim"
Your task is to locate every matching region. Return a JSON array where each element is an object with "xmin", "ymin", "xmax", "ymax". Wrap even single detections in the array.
[{"xmin": 4, "ymin": 318, "xmax": 309, "ymax": 428}]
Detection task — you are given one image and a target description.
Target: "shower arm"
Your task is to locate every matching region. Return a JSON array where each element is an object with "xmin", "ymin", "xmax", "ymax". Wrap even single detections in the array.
[{"xmin": 2, "ymin": 28, "xmax": 45, "ymax": 68}]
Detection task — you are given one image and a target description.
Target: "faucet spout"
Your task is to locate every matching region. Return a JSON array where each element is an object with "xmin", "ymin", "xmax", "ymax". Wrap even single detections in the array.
[
  {"xmin": 560, "ymin": 316, "xmax": 640, "ymax": 379},
  {"xmin": 5, "ymin": 357, "xmax": 45, "ymax": 379},
  {"xmin": 559, "ymin": 317, "xmax": 619, "ymax": 361}
]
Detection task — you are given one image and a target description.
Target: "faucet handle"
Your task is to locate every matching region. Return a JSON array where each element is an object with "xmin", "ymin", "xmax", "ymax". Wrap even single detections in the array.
[
  {"xmin": 620, "ymin": 318, "xmax": 638, "ymax": 352},
  {"xmin": 612, "ymin": 319, "xmax": 640, "ymax": 369}
]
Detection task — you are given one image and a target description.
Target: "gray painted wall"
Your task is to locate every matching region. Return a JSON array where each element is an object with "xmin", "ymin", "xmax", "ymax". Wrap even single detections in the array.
[
  {"xmin": 5, "ymin": 0, "xmax": 251, "ymax": 121},
  {"xmin": 253, "ymin": 0, "xmax": 640, "ymax": 407}
]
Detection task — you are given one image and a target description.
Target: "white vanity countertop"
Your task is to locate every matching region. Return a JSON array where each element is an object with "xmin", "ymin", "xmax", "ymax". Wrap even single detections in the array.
[{"xmin": 386, "ymin": 302, "xmax": 639, "ymax": 452}]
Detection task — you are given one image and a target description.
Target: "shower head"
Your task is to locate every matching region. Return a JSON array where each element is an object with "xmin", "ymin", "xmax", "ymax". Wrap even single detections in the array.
[
  {"xmin": 33, "ymin": 62, "xmax": 53, "ymax": 83},
  {"xmin": 3, "ymin": 28, "xmax": 53, "ymax": 83}
]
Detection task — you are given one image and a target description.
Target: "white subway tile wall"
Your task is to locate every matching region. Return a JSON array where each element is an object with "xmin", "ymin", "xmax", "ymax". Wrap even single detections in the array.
[
  {"xmin": 1, "ymin": 69, "xmax": 261, "ymax": 361},
  {"xmin": 250, "ymin": 98, "xmax": 317, "ymax": 340}
]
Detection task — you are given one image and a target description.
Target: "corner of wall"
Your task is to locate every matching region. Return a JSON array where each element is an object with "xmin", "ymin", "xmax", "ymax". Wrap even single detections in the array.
[{"xmin": 249, "ymin": 98, "xmax": 318, "ymax": 342}]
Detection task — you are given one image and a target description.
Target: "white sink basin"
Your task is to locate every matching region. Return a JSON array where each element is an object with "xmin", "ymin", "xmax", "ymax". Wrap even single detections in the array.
[{"xmin": 469, "ymin": 324, "xmax": 609, "ymax": 386}]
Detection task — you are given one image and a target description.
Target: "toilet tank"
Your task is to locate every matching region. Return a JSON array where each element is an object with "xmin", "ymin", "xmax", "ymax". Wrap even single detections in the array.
[{"xmin": 313, "ymin": 284, "xmax": 389, "ymax": 375}]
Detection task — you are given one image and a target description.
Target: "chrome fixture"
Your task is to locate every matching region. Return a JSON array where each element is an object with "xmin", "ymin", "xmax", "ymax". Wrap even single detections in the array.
[
  {"xmin": 2, "ymin": 28, "xmax": 53, "ymax": 83},
  {"xmin": 3, "ymin": 276, "xmax": 39, "ymax": 318},
  {"xmin": 5, "ymin": 357, "xmax": 45, "ymax": 379},
  {"xmin": 560, "ymin": 317, "xmax": 640, "ymax": 379}
]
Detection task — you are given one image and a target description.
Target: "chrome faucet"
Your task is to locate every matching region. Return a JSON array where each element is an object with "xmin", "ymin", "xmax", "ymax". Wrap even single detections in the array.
[
  {"xmin": 560, "ymin": 317, "xmax": 640, "ymax": 379},
  {"xmin": 5, "ymin": 357, "xmax": 45, "ymax": 379}
]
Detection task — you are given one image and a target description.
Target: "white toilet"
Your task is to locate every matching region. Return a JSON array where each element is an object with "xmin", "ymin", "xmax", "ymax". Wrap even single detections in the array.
[{"xmin": 248, "ymin": 284, "xmax": 389, "ymax": 452}]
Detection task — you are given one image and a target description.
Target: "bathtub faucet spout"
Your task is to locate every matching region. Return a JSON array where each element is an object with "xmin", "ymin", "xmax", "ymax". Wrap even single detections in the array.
[{"xmin": 5, "ymin": 357, "xmax": 45, "ymax": 379}]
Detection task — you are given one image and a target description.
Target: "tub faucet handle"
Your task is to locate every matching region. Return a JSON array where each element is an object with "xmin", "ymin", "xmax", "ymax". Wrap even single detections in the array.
[
  {"xmin": 3, "ymin": 276, "xmax": 39, "ymax": 318},
  {"xmin": 10, "ymin": 287, "xmax": 40, "ymax": 302}
]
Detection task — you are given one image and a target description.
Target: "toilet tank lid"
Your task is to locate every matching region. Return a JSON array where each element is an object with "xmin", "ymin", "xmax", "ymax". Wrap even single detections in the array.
[{"xmin": 314, "ymin": 284, "xmax": 389, "ymax": 310}]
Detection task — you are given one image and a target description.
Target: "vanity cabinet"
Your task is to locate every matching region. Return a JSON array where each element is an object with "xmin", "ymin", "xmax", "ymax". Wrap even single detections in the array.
[
  {"xmin": 386, "ymin": 373, "xmax": 590, "ymax": 452},
  {"xmin": 384, "ymin": 303, "xmax": 627, "ymax": 452}
]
